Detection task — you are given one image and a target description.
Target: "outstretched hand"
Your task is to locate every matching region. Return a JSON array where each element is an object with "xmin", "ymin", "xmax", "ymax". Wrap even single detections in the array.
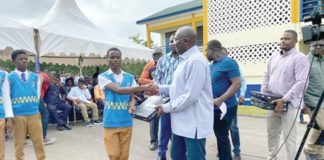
[{"xmin": 142, "ymin": 84, "xmax": 159, "ymax": 96}]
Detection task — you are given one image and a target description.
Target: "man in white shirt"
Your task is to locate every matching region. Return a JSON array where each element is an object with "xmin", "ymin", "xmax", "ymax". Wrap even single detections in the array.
[
  {"xmin": 155, "ymin": 26, "xmax": 214, "ymax": 160},
  {"xmin": 9, "ymin": 50, "xmax": 46, "ymax": 160},
  {"xmin": 67, "ymin": 78, "xmax": 99, "ymax": 127}
]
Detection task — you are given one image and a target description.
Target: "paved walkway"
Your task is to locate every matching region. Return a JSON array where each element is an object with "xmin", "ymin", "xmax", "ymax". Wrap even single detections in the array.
[{"xmin": 5, "ymin": 116, "xmax": 307, "ymax": 160}]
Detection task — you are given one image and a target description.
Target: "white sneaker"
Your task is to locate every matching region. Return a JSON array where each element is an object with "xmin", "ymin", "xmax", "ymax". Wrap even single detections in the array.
[
  {"xmin": 86, "ymin": 122, "xmax": 93, "ymax": 127},
  {"xmin": 93, "ymin": 120, "xmax": 103, "ymax": 125},
  {"xmin": 44, "ymin": 137, "xmax": 56, "ymax": 145},
  {"xmin": 24, "ymin": 140, "xmax": 33, "ymax": 147}
]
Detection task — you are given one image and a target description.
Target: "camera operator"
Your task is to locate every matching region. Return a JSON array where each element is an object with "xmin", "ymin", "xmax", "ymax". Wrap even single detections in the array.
[
  {"xmin": 261, "ymin": 30, "xmax": 310, "ymax": 160},
  {"xmin": 303, "ymin": 41, "xmax": 324, "ymax": 160}
]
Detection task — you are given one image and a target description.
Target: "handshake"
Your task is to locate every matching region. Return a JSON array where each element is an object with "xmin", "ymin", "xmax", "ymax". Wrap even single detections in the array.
[{"xmin": 138, "ymin": 84, "xmax": 159, "ymax": 96}]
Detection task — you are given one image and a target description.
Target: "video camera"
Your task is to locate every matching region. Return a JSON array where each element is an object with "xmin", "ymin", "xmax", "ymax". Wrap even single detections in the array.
[{"xmin": 301, "ymin": 7, "xmax": 324, "ymax": 43}]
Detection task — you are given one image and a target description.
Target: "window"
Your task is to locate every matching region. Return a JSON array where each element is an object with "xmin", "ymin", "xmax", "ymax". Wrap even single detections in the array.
[
  {"xmin": 164, "ymin": 26, "xmax": 203, "ymax": 53},
  {"xmin": 300, "ymin": 0, "xmax": 324, "ymax": 21},
  {"xmin": 197, "ymin": 26, "xmax": 203, "ymax": 46}
]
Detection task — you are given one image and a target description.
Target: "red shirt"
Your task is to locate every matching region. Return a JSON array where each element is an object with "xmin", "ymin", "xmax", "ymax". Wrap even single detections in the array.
[{"xmin": 38, "ymin": 72, "xmax": 50, "ymax": 99}]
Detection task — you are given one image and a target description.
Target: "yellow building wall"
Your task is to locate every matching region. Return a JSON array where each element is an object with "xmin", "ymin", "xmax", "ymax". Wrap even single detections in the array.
[{"xmin": 145, "ymin": 11, "xmax": 203, "ymax": 48}]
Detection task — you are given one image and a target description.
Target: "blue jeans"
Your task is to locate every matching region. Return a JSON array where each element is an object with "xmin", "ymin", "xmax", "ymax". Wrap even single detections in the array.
[
  {"xmin": 230, "ymin": 110, "xmax": 240, "ymax": 156},
  {"xmin": 39, "ymin": 100, "xmax": 49, "ymax": 139},
  {"xmin": 150, "ymin": 116, "xmax": 159, "ymax": 144},
  {"xmin": 171, "ymin": 133, "xmax": 206, "ymax": 160},
  {"xmin": 158, "ymin": 113, "xmax": 172, "ymax": 158},
  {"xmin": 214, "ymin": 106, "xmax": 237, "ymax": 160}
]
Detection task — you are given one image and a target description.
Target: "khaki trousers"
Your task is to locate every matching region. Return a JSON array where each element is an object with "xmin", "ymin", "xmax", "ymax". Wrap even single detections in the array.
[
  {"xmin": 0, "ymin": 119, "xmax": 5, "ymax": 160},
  {"xmin": 76, "ymin": 102, "xmax": 99, "ymax": 122},
  {"xmin": 266, "ymin": 107, "xmax": 298, "ymax": 160},
  {"xmin": 104, "ymin": 127, "xmax": 132, "ymax": 160},
  {"xmin": 13, "ymin": 114, "xmax": 46, "ymax": 160},
  {"xmin": 305, "ymin": 108, "xmax": 324, "ymax": 157}
]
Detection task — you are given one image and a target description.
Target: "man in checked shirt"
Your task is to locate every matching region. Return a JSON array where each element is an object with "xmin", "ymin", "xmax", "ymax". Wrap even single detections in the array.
[{"xmin": 154, "ymin": 33, "xmax": 179, "ymax": 160}]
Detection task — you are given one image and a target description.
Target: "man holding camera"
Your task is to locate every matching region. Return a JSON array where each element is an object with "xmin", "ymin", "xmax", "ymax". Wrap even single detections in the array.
[
  {"xmin": 303, "ymin": 41, "xmax": 324, "ymax": 160},
  {"xmin": 261, "ymin": 30, "xmax": 309, "ymax": 160}
]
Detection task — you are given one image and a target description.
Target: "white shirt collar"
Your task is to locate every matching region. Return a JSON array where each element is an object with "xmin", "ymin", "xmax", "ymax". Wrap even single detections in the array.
[
  {"xmin": 14, "ymin": 69, "xmax": 29, "ymax": 81},
  {"xmin": 281, "ymin": 48, "xmax": 296, "ymax": 57},
  {"xmin": 179, "ymin": 45, "xmax": 198, "ymax": 60},
  {"xmin": 15, "ymin": 69, "xmax": 29, "ymax": 76},
  {"xmin": 107, "ymin": 69, "xmax": 125, "ymax": 76}
]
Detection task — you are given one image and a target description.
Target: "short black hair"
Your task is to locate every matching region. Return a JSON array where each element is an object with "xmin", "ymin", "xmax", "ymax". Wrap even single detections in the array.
[
  {"xmin": 284, "ymin": 30, "xmax": 298, "ymax": 40},
  {"xmin": 65, "ymin": 77, "xmax": 75, "ymax": 85},
  {"xmin": 78, "ymin": 78, "xmax": 85, "ymax": 84},
  {"xmin": 107, "ymin": 47, "xmax": 121, "ymax": 57},
  {"xmin": 207, "ymin": 40, "xmax": 223, "ymax": 49},
  {"xmin": 11, "ymin": 50, "xmax": 27, "ymax": 61}
]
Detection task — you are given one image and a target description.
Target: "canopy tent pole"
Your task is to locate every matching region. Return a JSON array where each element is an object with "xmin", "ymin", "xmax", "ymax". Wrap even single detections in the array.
[
  {"xmin": 78, "ymin": 55, "xmax": 83, "ymax": 77},
  {"xmin": 33, "ymin": 28, "xmax": 41, "ymax": 73}
]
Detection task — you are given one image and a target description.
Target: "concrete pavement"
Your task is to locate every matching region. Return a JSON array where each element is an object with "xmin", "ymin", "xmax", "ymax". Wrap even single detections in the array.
[{"xmin": 5, "ymin": 116, "xmax": 307, "ymax": 160}]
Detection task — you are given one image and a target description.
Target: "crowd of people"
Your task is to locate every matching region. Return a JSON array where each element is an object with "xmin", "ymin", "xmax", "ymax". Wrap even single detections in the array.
[{"xmin": 0, "ymin": 26, "xmax": 323, "ymax": 160}]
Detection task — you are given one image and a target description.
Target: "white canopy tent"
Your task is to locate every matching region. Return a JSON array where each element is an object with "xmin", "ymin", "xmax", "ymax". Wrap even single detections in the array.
[
  {"xmin": 33, "ymin": 0, "xmax": 152, "ymax": 59},
  {"xmin": 0, "ymin": 17, "xmax": 35, "ymax": 52},
  {"xmin": 0, "ymin": 0, "xmax": 152, "ymax": 61}
]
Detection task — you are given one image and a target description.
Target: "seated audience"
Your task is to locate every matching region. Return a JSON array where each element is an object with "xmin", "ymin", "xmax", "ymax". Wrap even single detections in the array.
[
  {"xmin": 44, "ymin": 73, "xmax": 72, "ymax": 131},
  {"xmin": 67, "ymin": 79, "xmax": 100, "ymax": 127},
  {"xmin": 64, "ymin": 77, "xmax": 75, "ymax": 94}
]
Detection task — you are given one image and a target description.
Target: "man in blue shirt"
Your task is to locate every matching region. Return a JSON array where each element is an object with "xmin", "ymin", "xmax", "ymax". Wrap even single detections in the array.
[
  {"xmin": 206, "ymin": 40, "xmax": 242, "ymax": 160},
  {"xmin": 44, "ymin": 73, "xmax": 72, "ymax": 131}
]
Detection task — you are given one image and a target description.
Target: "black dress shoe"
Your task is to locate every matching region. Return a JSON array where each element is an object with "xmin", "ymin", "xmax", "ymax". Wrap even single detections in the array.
[
  {"xmin": 57, "ymin": 126, "xmax": 64, "ymax": 131},
  {"xmin": 150, "ymin": 142, "xmax": 158, "ymax": 150},
  {"xmin": 63, "ymin": 124, "xmax": 72, "ymax": 130}
]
